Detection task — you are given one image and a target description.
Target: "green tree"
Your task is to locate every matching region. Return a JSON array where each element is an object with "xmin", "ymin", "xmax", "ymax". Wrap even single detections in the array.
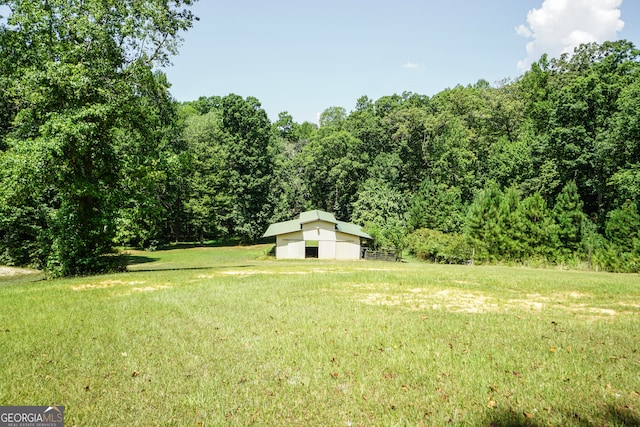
[
  {"xmin": 269, "ymin": 112, "xmax": 314, "ymax": 223},
  {"xmin": 531, "ymin": 41, "xmax": 640, "ymax": 215},
  {"xmin": 608, "ymin": 78, "xmax": 640, "ymax": 203},
  {"xmin": 553, "ymin": 181, "xmax": 586, "ymax": 256},
  {"xmin": 345, "ymin": 102, "xmax": 388, "ymax": 168},
  {"xmin": 408, "ymin": 179, "xmax": 465, "ymax": 233},
  {"xmin": 488, "ymin": 134, "xmax": 534, "ymax": 189},
  {"xmin": 465, "ymin": 184, "xmax": 504, "ymax": 261},
  {"xmin": 512, "ymin": 192, "xmax": 559, "ymax": 259},
  {"xmin": 0, "ymin": 0, "xmax": 197, "ymax": 275},
  {"xmin": 497, "ymin": 186, "xmax": 524, "ymax": 260},
  {"xmin": 220, "ymin": 94, "xmax": 274, "ymax": 242},
  {"xmin": 423, "ymin": 86, "xmax": 491, "ymax": 201},
  {"xmin": 407, "ymin": 228, "xmax": 472, "ymax": 264},
  {"xmin": 319, "ymin": 106, "xmax": 347, "ymax": 129},
  {"xmin": 383, "ymin": 106, "xmax": 429, "ymax": 191},
  {"xmin": 605, "ymin": 200, "xmax": 640, "ymax": 253},
  {"xmin": 114, "ymin": 71, "xmax": 188, "ymax": 249},
  {"xmin": 181, "ymin": 110, "xmax": 231, "ymax": 243},
  {"xmin": 596, "ymin": 199, "xmax": 640, "ymax": 272},
  {"xmin": 301, "ymin": 129, "xmax": 367, "ymax": 219},
  {"xmin": 352, "ymin": 178, "xmax": 408, "ymax": 254}
]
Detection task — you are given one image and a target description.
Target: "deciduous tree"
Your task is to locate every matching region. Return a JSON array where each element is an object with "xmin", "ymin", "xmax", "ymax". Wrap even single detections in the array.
[{"xmin": 0, "ymin": 0, "xmax": 197, "ymax": 275}]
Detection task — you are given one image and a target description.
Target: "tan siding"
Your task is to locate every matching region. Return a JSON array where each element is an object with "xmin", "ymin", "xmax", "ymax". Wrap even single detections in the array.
[
  {"xmin": 276, "ymin": 232, "xmax": 304, "ymax": 259},
  {"xmin": 302, "ymin": 220, "xmax": 337, "ymax": 241},
  {"xmin": 274, "ymin": 220, "xmax": 364, "ymax": 260},
  {"xmin": 335, "ymin": 232, "xmax": 361, "ymax": 260}
]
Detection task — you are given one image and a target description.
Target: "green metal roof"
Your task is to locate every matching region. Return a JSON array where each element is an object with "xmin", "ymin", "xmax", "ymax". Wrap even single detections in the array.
[
  {"xmin": 263, "ymin": 210, "xmax": 372, "ymax": 240},
  {"xmin": 262, "ymin": 219, "xmax": 300, "ymax": 237},
  {"xmin": 299, "ymin": 209, "xmax": 337, "ymax": 224},
  {"xmin": 335, "ymin": 220, "xmax": 373, "ymax": 239}
]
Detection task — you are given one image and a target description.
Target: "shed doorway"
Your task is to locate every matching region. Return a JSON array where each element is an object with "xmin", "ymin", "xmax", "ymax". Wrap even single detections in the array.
[{"xmin": 305, "ymin": 240, "xmax": 319, "ymax": 258}]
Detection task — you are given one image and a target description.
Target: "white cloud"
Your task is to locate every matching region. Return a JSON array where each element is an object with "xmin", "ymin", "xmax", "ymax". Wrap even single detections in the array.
[
  {"xmin": 403, "ymin": 61, "xmax": 420, "ymax": 70},
  {"xmin": 517, "ymin": 0, "xmax": 625, "ymax": 70}
]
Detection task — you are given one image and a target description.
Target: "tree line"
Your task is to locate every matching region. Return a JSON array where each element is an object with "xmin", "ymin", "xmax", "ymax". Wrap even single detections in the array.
[
  {"xmin": 176, "ymin": 40, "xmax": 640, "ymax": 273},
  {"xmin": 1, "ymin": 2, "xmax": 639, "ymax": 276}
]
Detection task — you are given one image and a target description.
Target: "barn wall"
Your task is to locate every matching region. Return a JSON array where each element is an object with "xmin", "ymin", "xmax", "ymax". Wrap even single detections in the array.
[
  {"xmin": 303, "ymin": 220, "xmax": 336, "ymax": 259},
  {"xmin": 335, "ymin": 232, "xmax": 361, "ymax": 260},
  {"xmin": 273, "ymin": 220, "xmax": 364, "ymax": 260},
  {"xmin": 318, "ymin": 240, "xmax": 336, "ymax": 259},
  {"xmin": 301, "ymin": 220, "xmax": 336, "ymax": 241},
  {"xmin": 276, "ymin": 232, "xmax": 304, "ymax": 259}
]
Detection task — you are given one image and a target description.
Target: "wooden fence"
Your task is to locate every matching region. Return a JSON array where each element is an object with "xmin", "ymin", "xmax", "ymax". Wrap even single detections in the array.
[{"xmin": 363, "ymin": 249, "xmax": 397, "ymax": 262}]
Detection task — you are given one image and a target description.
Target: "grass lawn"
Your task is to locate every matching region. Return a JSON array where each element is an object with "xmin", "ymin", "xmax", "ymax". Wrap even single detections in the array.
[{"xmin": 1, "ymin": 244, "xmax": 639, "ymax": 426}]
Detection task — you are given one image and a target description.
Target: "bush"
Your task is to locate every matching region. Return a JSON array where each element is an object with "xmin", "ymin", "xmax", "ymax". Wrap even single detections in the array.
[
  {"xmin": 592, "ymin": 243, "xmax": 640, "ymax": 273},
  {"xmin": 408, "ymin": 228, "xmax": 473, "ymax": 264}
]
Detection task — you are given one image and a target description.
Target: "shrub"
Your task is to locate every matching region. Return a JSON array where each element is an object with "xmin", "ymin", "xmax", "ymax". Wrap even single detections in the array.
[
  {"xmin": 592, "ymin": 242, "xmax": 640, "ymax": 273},
  {"xmin": 408, "ymin": 228, "xmax": 473, "ymax": 264}
]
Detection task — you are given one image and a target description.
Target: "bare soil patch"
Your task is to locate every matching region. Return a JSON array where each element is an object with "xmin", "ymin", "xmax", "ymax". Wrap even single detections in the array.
[
  {"xmin": 72, "ymin": 280, "xmax": 147, "ymax": 291},
  {"xmin": 358, "ymin": 285, "xmax": 624, "ymax": 317},
  {"xmin": 0, "ymin": 266, "xmax": 39, "ymax": 277}
]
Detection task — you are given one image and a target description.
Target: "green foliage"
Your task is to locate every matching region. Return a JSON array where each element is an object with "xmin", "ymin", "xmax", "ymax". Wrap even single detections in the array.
[
  {"xmin": 181, "ymin": 110, "xmax": 231, "ymax": 243},
  {"xmin": 352, "ymin": 179, "xmax": 408, "ymax": 254},
  {"xmin": 553, "ymin": 181, "xmax": 587, "ymax": 255},
  {"xmin": 512, "ymin": 192, "xmax": 559, "ymax": 259},
  {"xmin": 408, "ymin": 179, "xmax": 465, "ymax": 233},
  {"xmin": 319, "ymin": 106, "xmax": 347, "ymax": 128},
  {"xmin": 488, "ymin": 135, "xmax": 534, "ymax": 188},
  {"xmin": 3, "ymin": 31, "xmax": 640, "ymax": 274},
  {"xmin": 383, "ymin": 106, "xmax": 430, "ymax": 191},
  {"xmin": 0, "ymin": 0, "xmax": 196, "ymax": 275},
  {"xmin": 604, "ymin": 200, "xmax": 640, "ymax": 254},
  {"xmin": 407, "ymin": 228, "xmax": 472, "ymax": 264},
  {"xmin": 464, "ymin": 183, "xmax": 504, "ymax": 260},
  {"xmin": 593, "ymin": 242, "xmax": 640, "ymax": 273},
  {"xmin": 221, "ymin": 94, "xmax": 275, "ymax": 243},
  {"xmin": 593, "ymin": 201, "xmax": 640, "ymax": 272},
  {"xmin": 114, "ymin": 71, "xmax": 188, "ymax": 249},
  {"xmin": 529, "ymin": 41, "xmax": 640, "ymax": 214},
  {"xmin": 465, "ymin": 185, "xmax": 561, "ymax": 263},
  {"xmin": 302, "ymin": 129, "xmax": 367, "ymax": 219},
  {"xmin": 0, "ymin": 201, "xmax": 49, "ymax": 268}
]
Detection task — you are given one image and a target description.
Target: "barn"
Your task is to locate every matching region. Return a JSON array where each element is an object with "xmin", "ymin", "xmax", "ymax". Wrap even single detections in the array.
[{"xmin": 262, "ymin": 210, "xmax": 372, "ymax": 260}]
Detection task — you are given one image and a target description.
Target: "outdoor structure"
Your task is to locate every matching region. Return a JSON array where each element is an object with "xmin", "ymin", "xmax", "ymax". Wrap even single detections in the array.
[{"xmin": 263, "ymin": 210, "xmax": 372, "ymax": 260}]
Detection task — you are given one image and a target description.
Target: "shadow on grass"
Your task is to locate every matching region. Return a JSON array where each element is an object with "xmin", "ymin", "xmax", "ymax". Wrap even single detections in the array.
[
  {"xmin": 126, "ymin": 255, "xmax": 160, "ymax": 266},
  {"xmin": 603, "ymin": 405, "xmax": 640, "ymax": 427},
  {"xmin": 0, "ymin": 272, "xmax": 46, "ymax": 286},
  {"xmin": 481, "ymin": 405, "xmax": 640, "ymax": 427},
  {"xmin": 156, "ymin": 239, "xmax": 246, "ymax": 251},
  {"xmin": 482, "ymin": 409, "xmax": 542, "ymax": 427}
]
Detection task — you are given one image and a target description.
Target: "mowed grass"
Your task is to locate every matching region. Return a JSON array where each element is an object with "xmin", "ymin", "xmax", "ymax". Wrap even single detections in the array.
[{"xmin": 1, "ymin": 245, "xmax": 639, "ymax": 426}]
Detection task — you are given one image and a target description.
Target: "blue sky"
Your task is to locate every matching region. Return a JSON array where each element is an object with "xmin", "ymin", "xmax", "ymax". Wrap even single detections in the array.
[{"xmin": 163, "ymin": 0, "xmax": 640, "ymax": 124}]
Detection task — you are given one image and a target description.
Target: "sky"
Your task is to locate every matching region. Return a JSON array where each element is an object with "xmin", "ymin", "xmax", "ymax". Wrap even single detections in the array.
[{"xmin": 162, "ymin": 0, "xmax": 634, "ymax": 124}]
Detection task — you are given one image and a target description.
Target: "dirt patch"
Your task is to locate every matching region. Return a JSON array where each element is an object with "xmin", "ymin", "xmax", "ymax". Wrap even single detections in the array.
[
  {"xmin": 131, "ymin": 285, "xmax": 171, "ymax": 292},
  {"xmin": 361, "ymin": 288, "xmax": 501, "ymax": 313},
  {"xmin": 359, "ymin": 286, "xmax": 621, "ymax": 317},
  {"xmin": 218, "ymin": 270, "xmax": 265, "ymax": 277},
  {"xmin": 619, "ymin": 302, "xmax": 640, "ymax": 309},
  {"xmin": 196, "ymin": 268, "xmax": 353, "ymax": 279},
  {"xmin": 0, "ymin": 266, "xmax": 39, "ymax": 277},
  {"xmin": 72, "ymin": 280, "xmax": 147, "ymax": 291},
  {"xmin": 525, "ymin": 291, "xmax": 591, "ymax": 302},
  {"xmin": 452, "ymin": 280, "xmax": 482, "ymax": 286},
  {"xmin": 197, "ymin": 270, "xmax": 313, "ymax": 279},
  {"xmin": 355, "ymin": 267, "xmax": 406, "ymax": 272}
]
